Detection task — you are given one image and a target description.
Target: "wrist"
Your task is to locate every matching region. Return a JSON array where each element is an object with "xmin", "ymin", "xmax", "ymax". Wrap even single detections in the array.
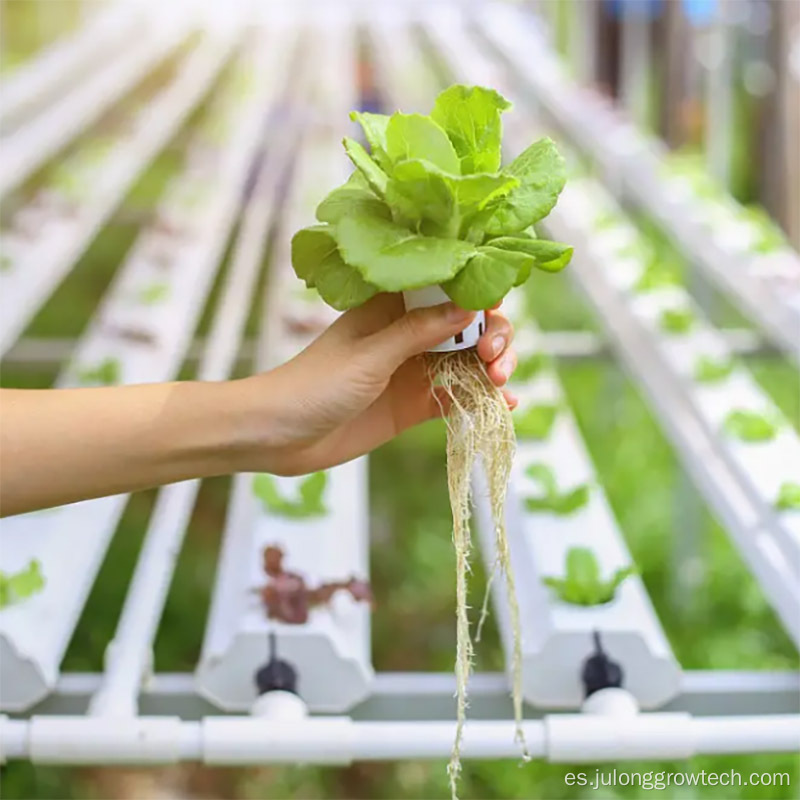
[{"xmin": 214, "ymin": 374, "xmax": 287, "ymax": 474}]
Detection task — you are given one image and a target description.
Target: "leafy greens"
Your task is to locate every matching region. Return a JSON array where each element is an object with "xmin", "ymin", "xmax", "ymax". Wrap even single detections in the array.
[
  {"xmin": 292, "ymin": 85, "xmax": 572, "ymax": 311},
  {"xmin": 524, "ymin": 463, "xmax": 590, "ymax": 515},
  {"xmin": 543, "ymin": 547, "xmax": 635, "ymax": 606},
  {"xmin": 252, "ymin": 472, "xmax": 328, "ymax": 518},
  {"xmin": 0, "ymin": 560, "xmax": 45, "ymax": 609}
]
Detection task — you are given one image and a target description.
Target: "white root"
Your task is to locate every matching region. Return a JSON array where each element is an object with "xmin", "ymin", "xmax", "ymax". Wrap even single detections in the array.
[{"xmin": 427, "ymin": 349, "xmax": 526, "ymax": 800}]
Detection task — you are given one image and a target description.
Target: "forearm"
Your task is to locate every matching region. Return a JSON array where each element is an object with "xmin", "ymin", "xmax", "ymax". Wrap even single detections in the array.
[{"xmin": 0, "ymin": 381, "xmax": 263, "ymax": 516}]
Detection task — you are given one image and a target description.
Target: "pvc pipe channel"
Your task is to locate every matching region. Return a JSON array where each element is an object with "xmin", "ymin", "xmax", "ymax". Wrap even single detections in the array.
[
  {"xmin": 2, "ymin": 714, "xmax": 798, "ymax": 765},
  {"xmin": 403, "ymin": 286, "xmax": 486, "ymax": 352}
]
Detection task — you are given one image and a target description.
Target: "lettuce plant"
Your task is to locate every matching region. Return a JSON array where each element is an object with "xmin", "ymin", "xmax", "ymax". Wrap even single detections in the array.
[
  {"xmin": 739, "ymin": 206, "xmax": 787, "ymax": 254},
  {"xmin": 76, "ymin": 357, "xmax": 121, "ymax": 386},
  {"xmin": 0, "ymin": 559, "xmax": 45, "ymax": 609},
  {"xmin": 723, "ymin": 409, "xmax": 779, "ymax": 443},
  {"xmin": 775, "ymin": 482, "xmax": 800, "ymax": 511},
  {"xmin": 513, "ymin": 351, "xmax": 550, "ymax": 382},
  {"xmin": 694, "ymin": 355, "xmax": 735, "ymax": 383},
  {"xmin": 634, "ymin": 261, "xmax": 681, "ymax": 293},
  {"xmin": 524, "ymin": 463, "xmax": 590, "ymax": 515},
  {"xmin": 659, "ymin": 307, "xmax": 695, "ymax": 334},
  {"xmin": 252, "ymin": 472, "xmax": 327, "ymax": 518},
  {"xmin": 136, "ymin": 282, "xmax": 170, "ymax": 305},
  {"xmin": 514, "ymin": 403, "xmax": 559, "ymax": 440},
  {"xmin": 291, "ymin": 85, "xmax": 572, "ymax": 311},
  {"xmin": 543, "ymin": 547, "xmax": 635, "ymax": 606}
]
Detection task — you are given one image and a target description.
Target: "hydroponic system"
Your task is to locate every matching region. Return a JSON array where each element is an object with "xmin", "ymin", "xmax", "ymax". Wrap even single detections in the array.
[{"xmin": 0, "ymin": 0, "xmax": 798, "ymax": 796}]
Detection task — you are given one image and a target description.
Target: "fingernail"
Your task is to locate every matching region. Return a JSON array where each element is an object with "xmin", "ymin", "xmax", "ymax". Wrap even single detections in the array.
[
  {"xmin": 445, "ymin": 302, "xmax": 473, "ymax": 323},
  {"xmin": 491, "ymin": 335, "xmax": 505, "ymax": 358}
]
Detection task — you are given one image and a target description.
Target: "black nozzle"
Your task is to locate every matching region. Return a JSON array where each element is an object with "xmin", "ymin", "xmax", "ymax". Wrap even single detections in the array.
[
  {"xmin": 254, "ymin": 632, "xmax": 298, "ymax": 696},
  {"xmin": 581, "ymin": 630, "xmax": 623, "ymax": 698}
]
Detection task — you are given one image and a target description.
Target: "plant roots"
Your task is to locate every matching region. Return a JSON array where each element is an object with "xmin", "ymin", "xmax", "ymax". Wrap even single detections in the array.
[{"xmin": 427, "ymin": 349, "xmax": 526, "ymax": 800}]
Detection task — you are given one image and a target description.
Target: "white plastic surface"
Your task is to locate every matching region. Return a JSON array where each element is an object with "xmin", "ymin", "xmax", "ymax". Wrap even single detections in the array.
[
  {"xmin": 0, "ymin": 33, "xmax": 235, "ymax": 355},
  {"xmin": 0, "ymin": 38, "xmax": 286, "ymax": 712},
  {"xmin": 197, "ymin": 17, "xmax": 374, "ymax": 714},
  {"xmin": 0, "ymin": 10, "xmax": 184, "ymax": 197},
  {"xmin": 403, "ymin": 286, "xmax": 486, "ymax": 352}
]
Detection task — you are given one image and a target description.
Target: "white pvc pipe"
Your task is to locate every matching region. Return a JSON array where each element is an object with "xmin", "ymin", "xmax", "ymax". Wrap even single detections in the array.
[
  {"xmin": 2, "ymin": 714, "xmax": 798, "ymax": 765},
  {"xmin": 691, "ymin": 716, "xmax": 800, "ymax": 754}
]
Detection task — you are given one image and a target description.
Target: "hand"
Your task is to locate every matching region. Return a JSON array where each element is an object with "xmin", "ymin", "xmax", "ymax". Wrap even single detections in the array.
[{"xmin": 237, "ymin": 293, "xmax": 517, "ymax": 475}]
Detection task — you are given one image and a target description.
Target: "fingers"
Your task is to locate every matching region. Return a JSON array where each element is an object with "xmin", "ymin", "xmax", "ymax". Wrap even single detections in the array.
[
  {"xmin": 477, "ymin": 310, "xmax": 514, "ymax": 364},
  {"xmin": 502, "ymin": 388, "xmax": 519, "ymax": 411},
  {"xmin": 361, "ymin": 302, "xmax": 476, "ymax": 371},
  {"xmin": 328, "ymin": 293, "xmax": 405, "ymax": 341},
  {"xmin": 487, "ymin": 347, "xmax": 517, "ymax": 387},
  {"xmin": 477, "ymin": 309, "xmax": 517, "ymax": 388}
]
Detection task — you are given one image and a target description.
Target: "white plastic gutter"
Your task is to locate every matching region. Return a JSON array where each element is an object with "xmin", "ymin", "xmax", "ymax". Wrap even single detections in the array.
[
  {"xmin": 1, "ymin": 713, "xmax": 797, "ymax": 765},
  {"xmin": 87, "ymin": 24, "xmax": 299, "ymax": 719},
  {"xmin": 0, "ymin": 3, "xmax": 137, "ymax": 132}
]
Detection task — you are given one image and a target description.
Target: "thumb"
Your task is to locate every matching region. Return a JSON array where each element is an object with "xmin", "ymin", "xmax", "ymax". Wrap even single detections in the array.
[{"xmin": 361, "ymin": 302, "xmax": 476, "ymax": 370}]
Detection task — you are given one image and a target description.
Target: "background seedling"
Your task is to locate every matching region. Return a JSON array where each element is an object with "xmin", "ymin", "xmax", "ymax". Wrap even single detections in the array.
[
  {"xmin": 514, "ymin": 403, "xmax": 559, "ymax": 440},
  {"xmin": 136, "ymin": 281, "xmax": 170, "ymax": 305},
  {"xmin": 524, "ymin": 462, "xmax": 590, "ymax": 515},
  {"xmin": 0, "ymin": 560, "xmax": 45, "ymax": 609},
  {"xmin": 543, "ymin": 547, "xmax": 635, "ymax": 606},
  {"xmin": 76, "ymin": 357, "xmax": 122, "ymax": 386},
  {"xmin": 694, "ymin": 355, "xmax": 735, "ymax": 383},
  {"xmin": 775, "ymin": 482, "xmax": 800, "ymax": 511},
  {"xmin": 257, "ymin": 546, "xmax": 372, "ymax": 624},
  {"xmin": 252, "ymin": 472, "xmax": 328, "ymax": 518},
  {"xmin": 724, "ymin": 409, "xmax": 779, "ymax": 443},
  {"xmin": 512, "ymin": 351, "xmax": 549, "ymax": 382},
  {"xmin": 659, "ymin": 307, "xmax": 695, "ymax": 334}
]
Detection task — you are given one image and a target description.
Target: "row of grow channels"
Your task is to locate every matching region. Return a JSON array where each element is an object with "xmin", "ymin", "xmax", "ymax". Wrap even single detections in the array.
[
  {"xmin": 0, "ymin": 29, "xmax": 234, "ymax": 355},
  {"xmin": 1, "ymin": 2, "xmax": 140, "ymax": 131},
  {"xmin": 197, "ymin": 13, "xmax": 374, "ymax": 714},
  {"xmin": 476, "ymin": 3, "xmax": 800, "ymax": 367},
  {"xmin": 426, "ymin": 4, "xmax": 800, "ymax": 647},
  {"xmin": 0, "ymin": 27, "xmax": 295, "ymax": 712},
  {"xmin": 370, "ymin": 6, "xmax": 681, "ymax": 710}
]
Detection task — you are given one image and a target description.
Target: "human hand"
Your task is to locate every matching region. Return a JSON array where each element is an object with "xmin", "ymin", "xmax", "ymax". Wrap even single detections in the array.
[{"xmin": 235, "ymin": 293, "xmax": 517, "ymax": 476}]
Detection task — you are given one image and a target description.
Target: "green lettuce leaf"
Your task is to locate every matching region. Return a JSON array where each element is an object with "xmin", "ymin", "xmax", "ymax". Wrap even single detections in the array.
[
  {"xmin": 385, "ymin": 113, "xmax": 460, "ymax": 174},
  {"xmin": 0, "ymin": 559, "xmax": 46, "ymax": 609},
  {"xmin": 723, "ymin": 409, "xmax": 779, "ymax": 442},
  {"xmin": 514, "ymin": 403, "xmax": 559, "ymax": 440},
  {"xmin": 479, "ymin": 137, "xmax": 566, "ymax": 236},
  {"xmin": 487, "ymin": 236, "xmax": 573, "ymax": 275},
  {"xmin": 253, "ymin": 472, "xmax": 328, "ymax": 518},
  {"xmin": 316, "ymin": 171, "xmax": 390, "ymax": 224},
  {"xmin": 343, "ymin": 137, "xmax": 388, "ymax": 198},
  {"xmin": 513, "ymin": 351, "xmax": 550, "ymax": 381},
  {"xmin": 386, "ymin": 159, "xmax": 455, "ymax": 232},
  {"xmin": 313, "ymin": 249, "xmax": 378, "ymax": 311},
  {"xmin": 387, "ymin": 158, "xmax": 518, "ymax": 237},
  {"xmin": 430, "ymin": 84, "xmax": 511, "ymax": 174},
  {"xmin": 775, "ymin": 482, "xmax": 800, "ymax": 511},
  {"xmin": 291, "ymin": 225, "xmax": 338, "ymax": 288},
  {"xmin": 350, "ymin": 111, "xmax": 391, "ymax": 169},
  {"xmin": 524, "ymin": 463, "xmax": 590, "ymax": 515},
  {"xmin": 543, "ymin": 547, "xmax": 635, "ymax": 606},
  {"xmin": 334, "ymin": 207, "xmax": 476, "ymax": 291},
  {"xmin": 442, "ymin": 246, "xmax": 532, "ymax": 310}
]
